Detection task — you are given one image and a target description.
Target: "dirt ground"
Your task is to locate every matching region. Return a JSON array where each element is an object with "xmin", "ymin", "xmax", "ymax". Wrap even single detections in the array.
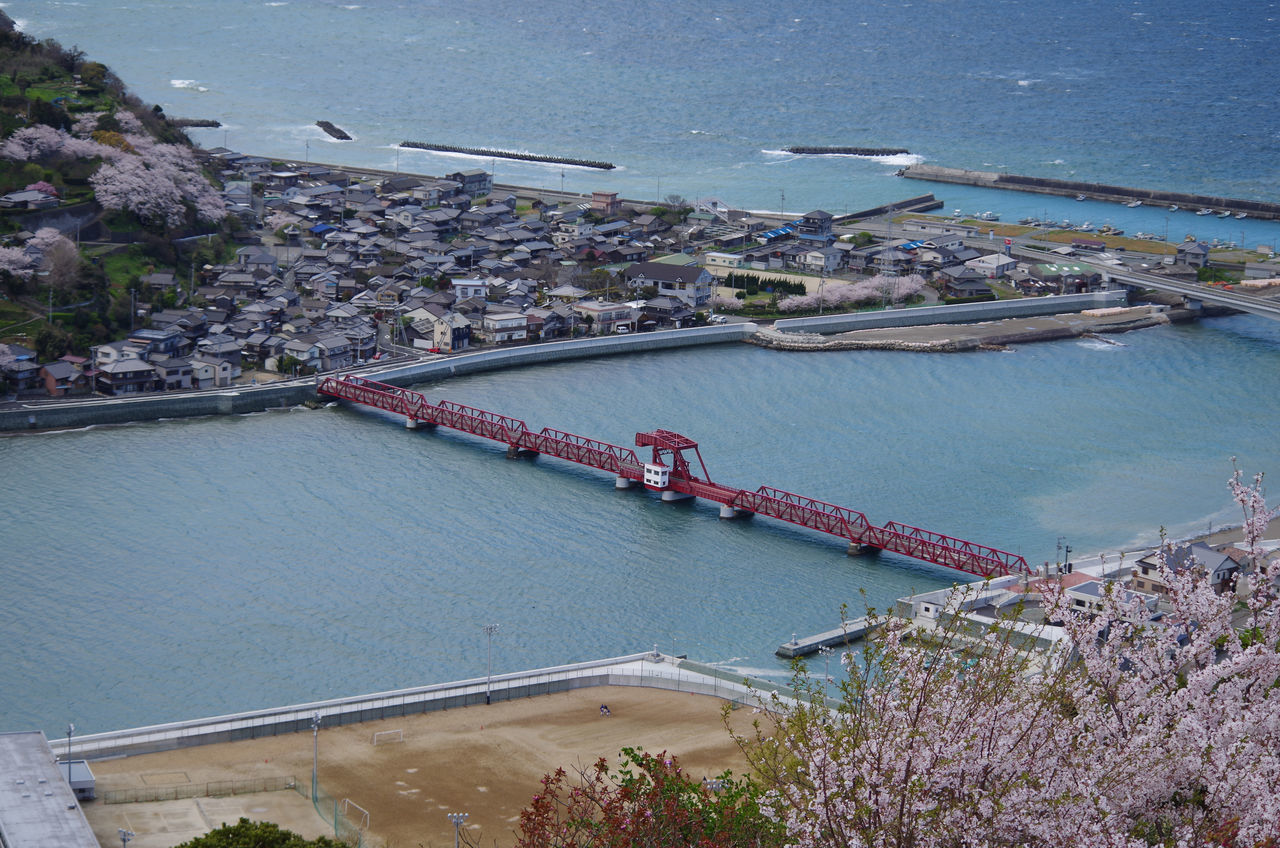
[{"xmin": 82, "ymin": 686, "xmax": 761, "ymax": 848}]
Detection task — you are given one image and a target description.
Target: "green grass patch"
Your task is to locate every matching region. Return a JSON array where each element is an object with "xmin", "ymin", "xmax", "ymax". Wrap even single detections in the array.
[{"xmin": 99, "ymin": 245, "xmax": 155, "ymax": 292}]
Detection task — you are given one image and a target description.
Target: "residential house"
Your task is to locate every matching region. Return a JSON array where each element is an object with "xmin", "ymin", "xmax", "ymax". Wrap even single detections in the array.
[
  {"xmin": 1176, "ymin": 241, "xmax": 1211, "ymax": 269},
  {"xmin": 39, "ymin": 360, "xmax": 90, "ymax": 396},
  {"xmin": 1064, "ymin": 579, "xmax": 1158, "ymax": 619},
  {"xmin": 95, "ymin": 359, "xmax": 157, "ymax": 395},
  {"xmin": 189, "ymin": 355, "xmax": 233, "ymax": 388},
  {"xmin": 151, "ymin": 356, "xmax": 194, "ymax": 391},
  {"xmin": 965, "ymin": 253, "xmax": 1017, "ymax": 279},
  {"xmin": 1131, "ymin": 542, "xmax": 1244, "ymax": 597},
  {"xmin": 445, "ymin": 169, "xmax": 491, "ymax": 197},
  {"xmin": 591, "ymin": 191, "xmax": 621, "ymax": 216},
  {"xmin": 623, "ymin": 261, "xmax": 713, "ymax": 308},
  {"xmin": 795, "ymin": 210, "xmax": 835, "ymax": 244},
  {"xmin": 572, "ymin": 300, "xmax": 636, "ymax": 335},
  {"xmin": 315, "ymin": 333, "xmax": 354, "ymax": 370},
  {"xmin": 480, "ymin": 312, "xmax": 528, "ymax": 344}
]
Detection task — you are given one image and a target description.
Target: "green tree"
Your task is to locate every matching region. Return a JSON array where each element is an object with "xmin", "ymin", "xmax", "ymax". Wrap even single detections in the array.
[
  {"xmin": 34, "ymin": 325, "xmax": 69, "ymax": 361},
  {"xmin": 175, "ymin": 817, "xmax": 344, "ymax": 848},
  {"xmin": 78, "ymin": 61, "xmax": 107, "ymax": 90},
  {"xmin": 515, "ymin": 749, "xmax": 783, "ymax": 848}
]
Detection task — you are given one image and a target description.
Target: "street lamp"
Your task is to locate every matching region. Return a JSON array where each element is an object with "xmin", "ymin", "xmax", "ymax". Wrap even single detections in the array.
[
  {"xmin": 65, "ymin": 723, "xmax": 74, "ymax": 788},
  {"xmin": 310, "ymin": 712, "xmax": 321, "ymax": 802},
  {"xmin": 818, "ymin": 645, "xmax": 834, "ymax": 684},
  {"xmin": 482, "ymin": 623, "xmax": 499, "ymax": 705},
  {"xmin": 119, "ymin": 828, "xmax": 135, "ymax": 848},
  {"xmin": 447, "ymin": 811, "xmax": 469, "ymax": 848}
]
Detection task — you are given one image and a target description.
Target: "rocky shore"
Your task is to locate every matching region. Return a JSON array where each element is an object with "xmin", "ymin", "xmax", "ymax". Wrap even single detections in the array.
[{"xmin": 749, "ymin": 305, "xmax": 1187, "ymax": 353}]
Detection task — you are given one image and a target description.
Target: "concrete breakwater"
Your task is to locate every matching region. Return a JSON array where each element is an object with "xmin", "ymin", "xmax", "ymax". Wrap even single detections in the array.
[
  {"xmin": 0, "ymin": 324, "xmax": 756, "ymax": 433},
  {"xmin": 315, "ymin": 120, "xmax": 351, "ymax": 141},
  {"xmin": 399, "ymin": 140, "xmax": 615, "ymax": 170},
  {"xmin": 787, "ymin": 145, "xmax": 909, "ymax": 156},
  {"xmin": 901, "ymin": 164, "xmax": 1280, "ymax": 221},
  {"xmin": 752, "ymin": 308, "xmax": 1174, "ymax": 353}
]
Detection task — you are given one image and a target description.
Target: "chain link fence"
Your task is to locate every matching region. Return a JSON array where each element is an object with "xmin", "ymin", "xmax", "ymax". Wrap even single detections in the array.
[
  {"xmin": 292, "ymin": 775, "xmax": 364, "ymax": 847},
  {"xmin": 101, "ymin": 775, "xmax": 296, "ymax": 804}
]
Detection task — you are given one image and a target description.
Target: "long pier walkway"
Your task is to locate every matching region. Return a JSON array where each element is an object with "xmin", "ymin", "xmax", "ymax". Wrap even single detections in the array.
[{"xmin": 318, "ymin": 375, "xmax": 1031, "ymax": 579}]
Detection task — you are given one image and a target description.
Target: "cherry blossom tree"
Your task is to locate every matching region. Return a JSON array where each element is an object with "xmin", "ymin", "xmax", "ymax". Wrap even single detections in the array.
[
  {"xmin": 735, "ymin": 467, "xmax": 1280, "ymax": 848},
  {"xmin": 24, "ymin": 180, "xmax": 57, "ymax": 197},
  {"xmin": 777, "ymin": 274, "xmax": 925, "ymax": 313}
]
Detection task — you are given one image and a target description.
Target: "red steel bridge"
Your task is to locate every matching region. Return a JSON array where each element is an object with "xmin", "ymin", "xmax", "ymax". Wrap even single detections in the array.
[{"xmin": 318, "ymin": 374, "xmax": 1031, "ymax": 579}]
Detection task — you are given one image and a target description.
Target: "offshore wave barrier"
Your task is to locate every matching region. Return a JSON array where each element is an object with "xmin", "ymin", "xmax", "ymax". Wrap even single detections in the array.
[
  {"xmin": 787, "ymin": 145, "xmax": 910, "ymax": 156},
  {"xmin": 901, "ymin": 164, "xmax": 1280, "ymax": 221},
  {"xmin": 318, "ymin": 374, "xmax": 1031, "ymax": 579},
  {"xmin": 399, "ymin": 140, "xmax": 615, "ymax": 170},
  {"xmin": 315, "ymin": 120, "xmax": 352, "ymax": 141}
]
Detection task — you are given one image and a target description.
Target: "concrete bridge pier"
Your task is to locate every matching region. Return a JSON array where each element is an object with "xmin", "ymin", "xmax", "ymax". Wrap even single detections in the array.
[
  {"xmin": 1184, "ymin": 297, "xmax": 1204, "ymax": 312},
  {"xmin": 506, "ymin": 445, "xmax": 540, "ymax": 459},
  {"xmin": 719, "ymin": 505, "xmax": 754, "ymax": 519},
  {"xmin": 405, "ymin": 418, "xmax": 436, "ymax": 430},
  {"xmin": 405, "ymin": 418, "xmax": 419, "ymax": 429},
  {"xmin": 615, "ymin": 476, "xmax": 634, "ymax": 489},
  {"xmin": 661, "ymin": 490, "xmax": 694, "ymax": 502},
  {"xmin": 847, "ymin": 542, "xmax": 880, "ymax": 557}
]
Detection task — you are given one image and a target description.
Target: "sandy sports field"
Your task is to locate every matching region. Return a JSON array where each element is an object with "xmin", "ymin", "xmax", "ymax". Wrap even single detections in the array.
[{"xmin": 82, "ymin": 686, "xmax": 762, "ymax": 848}]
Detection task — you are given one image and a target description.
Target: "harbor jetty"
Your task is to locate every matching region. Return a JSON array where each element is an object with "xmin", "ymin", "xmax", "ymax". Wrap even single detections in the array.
[
  {"xmin": 776, "ymin": 616, "xmax": 880, "ymax": 659},
  {"xmin": 170, "ymin": 118, "xmax": 221, "ymax": 128},
  {"xmin": 787, "ymin": 145, "xmax": 910, "ymax": 157},
  {"xmin": 399, "ymin": 141, "xmax": 615, "ymax": 170},
  {"xmin": 315, "ymin": 120, "xmax": 352, "ymax": 141},
  {"xmin": 900, "ymin": 163, "xmax": 1280, "ymax": 221}
]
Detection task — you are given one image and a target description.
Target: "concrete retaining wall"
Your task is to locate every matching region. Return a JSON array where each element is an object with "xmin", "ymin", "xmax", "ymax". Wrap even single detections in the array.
[
  {"xmin": 0, "ymin": 381, "xmax": 321, "ymax": 432},
  {"xmin": 0, "ymin": 324, "xmax": 757, "ymax": 432},
  {"xmin": 773, "ymin": 291, "xmax": 1128, "ymax": 335},
  {"xmin": 338, "ymin": 323, "xmax": 758, "ymax": 388},
  {"xmin": 68, "ymin": 653, "xmax": 771, "ymax": 761}
]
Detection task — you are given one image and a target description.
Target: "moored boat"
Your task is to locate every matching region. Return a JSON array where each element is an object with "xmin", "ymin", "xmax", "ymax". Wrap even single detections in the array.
[
  {"xmin": 1196, "ymin": 208, "xmax": 1213, "ymax": 216},
  {"xmin": 1126, "ymin": 200, "xmax": 1143, "ymax": 208}
]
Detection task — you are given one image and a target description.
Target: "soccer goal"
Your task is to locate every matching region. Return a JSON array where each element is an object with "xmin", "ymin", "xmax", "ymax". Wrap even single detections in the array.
[
  {"xmin": 341, "ymin": 798, "xmax": 370, "ymax": 832},
  {"xmin": 371, "ymin": 728, "xmax": 404, "ymax": 746}
]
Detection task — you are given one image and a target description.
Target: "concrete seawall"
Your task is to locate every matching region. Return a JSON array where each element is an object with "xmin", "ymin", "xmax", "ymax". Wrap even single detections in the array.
[
  {"xmin": 902, "ymin": 164, "xmax": 1280, "ymax": 220},
  {"xmin": 68, "ymin": 653, "xmax": 775, "ymax": 761},
  {"xmin": 0, "ymin": 324, "xmax": 758, "ymax": 432},
  {"xmin": 772, "ymin": 291, "xmax": 1128, "ymax": 335}
]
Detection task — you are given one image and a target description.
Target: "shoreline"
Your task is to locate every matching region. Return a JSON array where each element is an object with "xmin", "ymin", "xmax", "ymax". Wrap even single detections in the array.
[{"xmin": 750, "ymin": 305, "xmax": 1185, "ymax": 353}]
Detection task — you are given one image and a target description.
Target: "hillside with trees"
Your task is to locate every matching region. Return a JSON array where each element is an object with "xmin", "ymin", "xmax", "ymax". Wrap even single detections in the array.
[{"xmin": 0, "ymin": 9, "xmax": 228, "ymax": 364}]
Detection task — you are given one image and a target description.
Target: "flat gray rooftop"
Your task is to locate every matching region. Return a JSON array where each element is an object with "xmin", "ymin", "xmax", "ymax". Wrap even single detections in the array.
[{"xmin": 0, "ymin": 731, "xmax": 98, "ymax": 848}]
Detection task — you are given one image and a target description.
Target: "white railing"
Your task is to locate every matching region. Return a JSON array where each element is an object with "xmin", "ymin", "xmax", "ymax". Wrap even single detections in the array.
[{"xmin": 69, "ymin": 653, "xmax": 778, "ymax": 760}]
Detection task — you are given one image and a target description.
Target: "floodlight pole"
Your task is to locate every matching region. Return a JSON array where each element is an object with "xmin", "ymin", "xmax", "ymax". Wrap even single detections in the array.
[
  {"xmin": 447, "ymin": 811, "xmax": 469, "ymax": 848},
  {"xmin": 311, "ymin": 712, "xmax": 321, "ymax": 802},
  {"xmin": 65, "ymin": 723, "xmax": 74, "ymax": 789},
  {"xmin": 483, "ymin": 623, "xmax": 499, "ymax": 704}
]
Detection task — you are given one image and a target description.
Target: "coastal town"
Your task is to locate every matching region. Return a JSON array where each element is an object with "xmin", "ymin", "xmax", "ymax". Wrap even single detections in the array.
[{"xmin": 6, "ymin": 142, "xmax": 1280, "ymax": 403}]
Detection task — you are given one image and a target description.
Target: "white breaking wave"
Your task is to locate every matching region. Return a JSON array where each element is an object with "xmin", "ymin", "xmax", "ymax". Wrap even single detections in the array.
[
  {"xmin": 171, "ymin": 79, "xmax": 209, "ymax": 92},
  {"xmin": 861, "ymin": 152, "xmax": 923, "ymax": 166}
]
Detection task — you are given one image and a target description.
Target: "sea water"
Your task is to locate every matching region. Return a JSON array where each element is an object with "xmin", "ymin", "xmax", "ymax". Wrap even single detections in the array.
[
  {"xmin": 6, "ymin": 320, "xmax": 1280, "ymax": 735},
  {"xmin": 4, "ymin": 0, "xmax": 1280, "ymax": 735}
]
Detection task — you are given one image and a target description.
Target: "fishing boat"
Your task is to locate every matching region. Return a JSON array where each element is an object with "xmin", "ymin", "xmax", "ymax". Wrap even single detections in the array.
[
  {"xmin": 1126, "ymin": 200, "xmax": 1143, "ymax": 208},
  {"xmin": 1075, "ymin": 194, "xmax": 1086, "ymax": 201},
  {"xmin": 1196, "ymin": 208, "xmax": 1214, "ymax": 216},
  {"xmin": 1018, "ymin": 216, "xmax": 1039, "ymax": 225},
  {"xmin": 1217, "ymin": 211, "xmax": 1232, "ymax": 219},
  {"xmin": 1235, "ymin": 212, "xmax": 1248, "ymax": 220},
  {"xmin": 1168, "ymin": 204, "xmax": 1179, "ymax": 212},
  {"xmin": 977, "ymin": 211, "xmax": 1000, "ymax": 221}
]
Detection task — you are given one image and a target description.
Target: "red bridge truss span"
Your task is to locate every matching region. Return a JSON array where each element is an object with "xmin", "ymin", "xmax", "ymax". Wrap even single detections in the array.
[{"xmin": 319, "ymin": 375, "xmax": 1030, "ymax": 579}]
